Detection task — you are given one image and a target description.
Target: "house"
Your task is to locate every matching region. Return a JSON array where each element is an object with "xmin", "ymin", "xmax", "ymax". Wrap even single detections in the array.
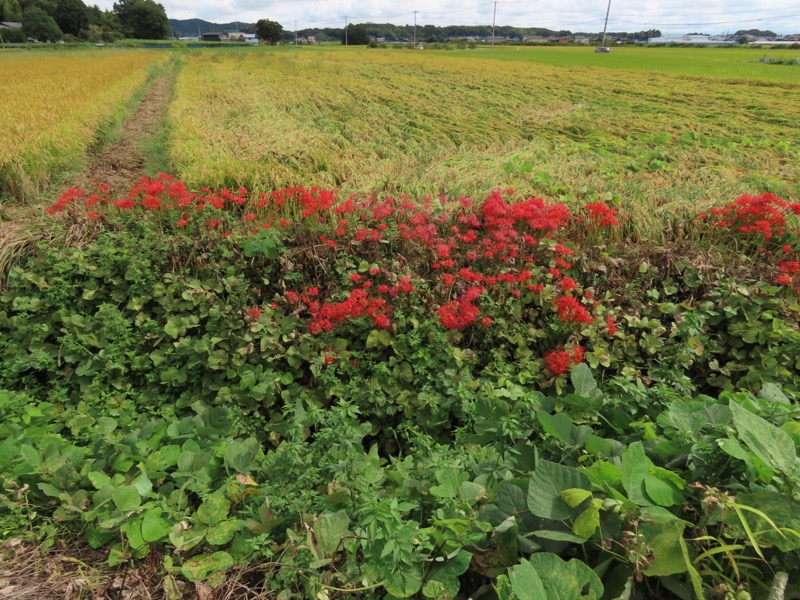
[
  {"xmin": 0, "ymin": 21, "xmax": 23, "ymax": 29},
  {"xmin": 201, "ymin": 31, "xmax": 229, "ymax": 42},
  {"xmin": 648, "ymin": 34, "xmax": 737, "ymax": 45}
]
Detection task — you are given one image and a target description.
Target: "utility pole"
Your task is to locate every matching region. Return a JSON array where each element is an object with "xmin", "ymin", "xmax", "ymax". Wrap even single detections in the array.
[
  {"xmin": 491, "ymin": 1, "xmax": 497, "ymax": 50},
  {"xmin": 600, "ymin": 0, "xmax": 611, "ymax": 46},
  {"xmin": 295, "ymin": 20, "xmax": 298, "ymax": 45},
  {"xmin": 413, "ymin": 11, "xmax": 417, "ymax": 47},
  {"xmin": 345, "ymin": 16, "xmax": 348, "ymax": 46}
]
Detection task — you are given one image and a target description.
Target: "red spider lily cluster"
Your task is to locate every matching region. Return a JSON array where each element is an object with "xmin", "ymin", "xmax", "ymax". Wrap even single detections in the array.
[
  {"xmin": 697, "ymin": 193, "xmax": 800, "ymax": 290},
  {"xmin": 544, "ymin": 346, "xmax": 586, "ymax": 376},
  {"xmin": 44, "ymin": 176, "xmax": 622, "ymax": 378}
]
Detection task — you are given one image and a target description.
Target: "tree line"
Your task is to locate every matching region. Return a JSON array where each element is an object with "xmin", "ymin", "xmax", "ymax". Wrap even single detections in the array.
[{"xmin": 0, "ymin": 0, "xmax": 170, "ymax": 43}]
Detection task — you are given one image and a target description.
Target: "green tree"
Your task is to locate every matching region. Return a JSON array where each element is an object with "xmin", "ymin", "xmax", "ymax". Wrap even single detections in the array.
[
  {"xmin": 22, "ymin": 5, "xmax": 61, "ymax": 40},
  {"xmin": 113, "ymin": 0, "xmax": 169, "ymax": 39},
  {"xmin": 54, "ymin": 0, "xmax": 87, "ymax": 36},
  {"xmin": 255, "ymin": 18, "xmax": 282, "ymax": 45},
  {"xmin": 343, "ymin": 23, "xmax": 369, "ymax": 45},
  {"xmin": 2, "ymin": 0, "xmax": 24, "ymax": 21}
]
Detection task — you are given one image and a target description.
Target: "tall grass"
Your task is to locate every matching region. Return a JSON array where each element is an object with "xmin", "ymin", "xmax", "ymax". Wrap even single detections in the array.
[
  {"xmin": 0, "ymin": 51, "xmax": 167, "ymax": 201},
  {"xmin": 167, "ymin": 47, "xmax": 799, "ymax": 237}
]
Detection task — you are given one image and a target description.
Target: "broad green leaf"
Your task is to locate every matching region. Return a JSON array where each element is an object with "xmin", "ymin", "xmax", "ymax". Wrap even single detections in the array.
[
  {"xmin": 730, "ymin": 400, "xmax": 796, "ymax": 474},
  {"xmin": 644, "ymin": 474, "xmax": 684, "ymax": 507},
  {"xmin": 141, "ymin": 509, "xmax": 171, "ymax": 542},
  {"xmin": 111, "ymin": 485, "xmax": 141, "ymax": 512},
  {"xmin": 524, "ymin": 553, "xmax": 604, "ymax": 599},
  {"xmin": 531, "ymin": 529, "xmax": 588, "ymax": 543},
  {"xmin": 223, "ymin": 438, "xmax": 260, "ymax": 473},
  {"xmin": 508, "ymin": 558, "xmax": 547, "ymax": 600},
  {"xmin": 205, "ymin": 520, "xmax": 244, "ymax": 546},
  {"xmin": 196, "ymin": 493, "xmax": 230, "ymax": 526},
  {"xmin": 620, "ymin": 442, "xmax": 651, "ymax": 506},
  {"xmin": 425, "ymin": 550, "xmax": 472, "ymax": 598},
  {"xmin": 571, "ymin": 363, "xmax": 602, "ymax": 400},
  {"xmin": 37, "ymin": 483, "xmax": 62, "ymax": 498},
  {"xmin": 527, "ymin": 460, "xmax": 590, "ymax": 520},
  {"xmin": 537, "ymin": 411, "xmax": 573, "ymax": 442},
  {"xmin": 561, "ymin": 488, "xmax": 592, "ymax": 508},
  {"xmin": 493, "ymin": 516, "xmax": 519, "ymax": 565},
  {"xmin": 313, "ymin": 510, "xmax": 350, "ymax": 557},
  {"xmin": 384, "ymin": 564, "xmax": 423, "ymax": 598},
  {"xmin": 640, "ymin": 513, "xmax": 689, "ymax": 577},
  {"xmin": 759, "ymin": 382, "xmax": 790, "ymax": 405},
  {"xmin": 169, "ymin": 523, "xmax": 205, "ymax": 552},
  {"xmin": 180, "ymin": 551, "xmax": 234, "ymax": 582},
  {"xmin": 573, "ymin": 504, "xmax": 600, "ymax": 539},
  {"xmin": 122, "ymin": 519, "xmax": 147, "ymax": 550},
  {"xmin": 582, "ymin": 460, "xmax": 622, "ymax": 491},
  {"xmin": 722, "ymin": 492, "xmax": 800, "ymax": 552}
]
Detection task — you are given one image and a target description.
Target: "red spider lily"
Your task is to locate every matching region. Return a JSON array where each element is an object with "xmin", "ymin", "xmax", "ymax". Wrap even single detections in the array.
[
  {"xmin": 553, "ymin": 296, "xmax": 593, "ymax": 324},
  {"xmin": 606, "ymin": 316, "xmax": 618, "ymax": 336}
]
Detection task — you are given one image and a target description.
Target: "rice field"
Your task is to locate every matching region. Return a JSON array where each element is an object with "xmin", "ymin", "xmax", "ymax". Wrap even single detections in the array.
[
  {"xmin": 168, "ymin": 46, "xmax": 800, "ymax": 232},
  {"xmin": 0, "ymin": 50, "xmax": 167, "ymax": 199}
]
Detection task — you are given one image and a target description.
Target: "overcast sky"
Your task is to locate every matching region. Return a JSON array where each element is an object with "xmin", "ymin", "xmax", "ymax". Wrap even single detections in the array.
[{"xmin": 94, "ymin": 0, "xmax": 800, "ymax": 35}]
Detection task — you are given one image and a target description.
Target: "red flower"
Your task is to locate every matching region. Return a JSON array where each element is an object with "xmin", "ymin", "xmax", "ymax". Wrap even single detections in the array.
[
  {"xmin": 349, "ymin": 273, "xmax": 362, "ymax": 283},
  {"xmin": 176, "ymin": 219, "xmax": 188, "ymax": 227},
  {"xmin": 606, "ymin": 315, "xmax": 618, "ymax": 336},
  {"xmin": 560, "ymin": 277, "xmax": 577, "ymax": 292},
  {"xmin": 553, "ymin": 296, "xmax": 593, "ymax": 324},
  {"xmin": 544, "ymin": 350, "xmax": 571, "ymax": 376},
  {"xmin": 247, "ymin": 307, "xmax": 261, "ymax": 320}
]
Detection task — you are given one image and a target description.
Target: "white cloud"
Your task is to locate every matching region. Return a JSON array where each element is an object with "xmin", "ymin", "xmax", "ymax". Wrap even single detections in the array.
[{"xmin": 92, "ymin": 0, "xmax": 800, "ymax": 34}]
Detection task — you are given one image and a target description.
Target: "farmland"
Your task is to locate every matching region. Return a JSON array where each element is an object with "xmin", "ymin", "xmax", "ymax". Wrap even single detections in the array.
[
  {"xmin": 169, "ymin": 47, "xmax": 800, "ymax": 235},
  {"xmin": 1, "ymin": 46, "xmax": 800, "ymax": 599},
  {"xmin": 0, "ymin": 51, "xmax": 168, "ymax": 200}
]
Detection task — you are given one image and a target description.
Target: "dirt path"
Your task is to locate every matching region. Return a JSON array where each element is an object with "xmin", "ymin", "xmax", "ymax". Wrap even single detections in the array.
[{"xmin": 70, "ymin": 67, "xmax": 175, "ymax": 194}]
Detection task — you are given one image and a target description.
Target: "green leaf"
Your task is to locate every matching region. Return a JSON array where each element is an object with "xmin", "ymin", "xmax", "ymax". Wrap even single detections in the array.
[
  {"xmin": 644, "ymin": 474, "xmax": 684, "ymax": 507},
  {"xmin": 508, "ymin": 558, "xmax": 547, "ymax": 600},
  {"xmin": 88, "ymin": 471, "xmax": 112, "ymax": 490},
  {"xmin": 180, "ymin": 551, "xmax": 234, "ymax": 582},
  {"xmin": 730, "ymin": 400, "xmax": 796, "ymax": 474},
  {"xmin": 425, "ymin": 550, "xmax": 472, "ymax": 599},
  {"xmin": 513, "ymin": 553, "xmax": 604, "ymax": 599},
  {"xmin": 621, "ymin": 442, "xmax": 651, "ymax": 506},
  {"xmin": 561, "ymin": 488, "xmax": 592, "ymax": 508},
  {"xmin": 572, "ymin": 504, "xmax": 600, "ymax": 539},
  {"xmin": 141, "ymin": 509, "xmax": 171, "ymax": 543},
  {"xmin": 571, "ymin": 363, "xmax": 602, "ymax": 400},
  {"xmin": 384, "ymin": 564, "xmax": 422, "ymax": 597},
  {"xmin": 531, "ymin": 529, "xmax": 588, "ymax": 543},
  {"xmin": 205, "ymin": 520, "xmax": 244, "ymax": 546},
  {"xmin": 537, "ymin": 411, "xmax": 573, "ymax": 442},
  {"xmin": 528, "ymin": 460, "xmax": 590, "ymax": 520},
  {"xmin": 222, "ymin": 438, "xmax": 260, "ymax": 473},
  {"xmin": 196, "ymin": 493, "xmax": 230, "ymax": 526},
  {"xmin": 164, "ymin": 318, "xmax": 182, "ymax": 339},
  {"xmin": 313, "ymin": 510, "xmax": 350, "ymax": 557},
  {"xmin": 111, "ymin": 485, "xmax": 141, "ymax": 512},
  {"xmin": 759, "ymin": 382, "xmax": 790, "ymax": 405},
  {"xmin": 641, "ymin": 513, "xmax": 689, "ymax": 577}
]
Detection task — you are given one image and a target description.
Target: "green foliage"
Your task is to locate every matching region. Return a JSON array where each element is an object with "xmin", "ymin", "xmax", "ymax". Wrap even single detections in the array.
[
  {"xmin": 113, "ymin": 0, "xmax": 169, "ymax": 39},
  {"xmin": 254, "ymin": 18, "xmax": 281, "ymax": 45},
  {"xmin": 22, "ymin": 5, "xmax": 62, "ymax": 41},
  {"xmin": 53, "ymin": 0, "xmax": 87, "ymax": 36},
  {"xmin": 2, "ymin": 0, "xmax": 23, "ymax": 21},
  {"xmin": 344, "ymin": 23, "xmax": 369, "ymax": 45},
  {"xmin": 2, "ymin": 186, "xmax": 800, "ymax": 597}
]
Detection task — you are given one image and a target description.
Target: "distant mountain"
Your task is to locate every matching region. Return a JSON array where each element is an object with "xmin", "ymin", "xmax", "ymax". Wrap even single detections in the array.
[{"xmin": 170, "ymin": 18, "xmax": 255, "ymax": 38}]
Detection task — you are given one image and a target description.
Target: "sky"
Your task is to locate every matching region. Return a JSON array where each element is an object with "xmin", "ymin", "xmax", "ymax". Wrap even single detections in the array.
[{"xmin": 93, "ymin": 0, "xmax": 800, "ymax": 35}]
